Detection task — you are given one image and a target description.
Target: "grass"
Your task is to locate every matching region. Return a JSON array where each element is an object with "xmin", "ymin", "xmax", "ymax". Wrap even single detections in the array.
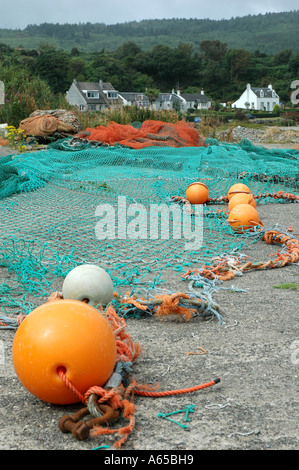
[{"xmin": 273, "ymin": 283, "xmax": 299, "ymax": 290}]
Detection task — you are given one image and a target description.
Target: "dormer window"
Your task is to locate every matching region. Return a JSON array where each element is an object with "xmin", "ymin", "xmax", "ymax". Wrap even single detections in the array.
[
  {"xmin": 107, "ymin": 92, "xmax": 118, "ymax": 99},
  {"xmin": 87, "ymin": 91, "xmax": 99, "ymax": 98},
  {"xmin": 260, "ymin": 90, "xmax": 264, "ymax": 98}
]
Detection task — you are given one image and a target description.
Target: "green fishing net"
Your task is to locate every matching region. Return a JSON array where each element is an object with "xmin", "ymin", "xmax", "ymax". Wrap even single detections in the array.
[{"xmin": 0, "ymin": 136, "xmax": 298, "ymax": 325}]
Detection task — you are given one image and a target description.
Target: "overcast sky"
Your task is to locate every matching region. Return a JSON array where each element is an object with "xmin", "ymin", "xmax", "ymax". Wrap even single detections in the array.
[{"xmin": 0, "ymin": 0, "xmax": 298, "ymax": 29}]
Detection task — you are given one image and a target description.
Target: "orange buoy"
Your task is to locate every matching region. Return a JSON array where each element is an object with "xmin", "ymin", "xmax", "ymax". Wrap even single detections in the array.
[
  {"xmin": 228, "ymin": 192, "xmax": 257, "ymax": 211},
  {"xmin": 186, "ymin": 182, "xmax": 209, "ymax": 204},
  {"xmin": 12, "ymin": 299, "xmax": 117, "ymax": 405},
  {"xmin": 227, "ymin": 183, "xmax": 251, "ymax": 201},
  {"xmin": 228, "ymin": 204, "xmax": 262, "ymax": 233}
]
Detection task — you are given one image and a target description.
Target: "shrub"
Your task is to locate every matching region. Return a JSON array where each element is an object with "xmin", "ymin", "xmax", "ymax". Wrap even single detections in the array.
[{"xmin": 0, "ymin": 64, "xmax": 55, "ymax": 127}]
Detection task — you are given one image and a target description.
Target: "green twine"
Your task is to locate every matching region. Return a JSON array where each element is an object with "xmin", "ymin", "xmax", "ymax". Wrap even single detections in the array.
[{"xmin": 157, "ymin": 404, "xmax": 196, "ymax": 429}]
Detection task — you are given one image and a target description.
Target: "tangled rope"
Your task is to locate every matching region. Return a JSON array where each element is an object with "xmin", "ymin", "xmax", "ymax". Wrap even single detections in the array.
[
  {"xmin": 183, "ymin": 229, "xmax": 299, "ymax": 282},
  {"xmin": 55, "ymin": 303, "xmax": 220, "ymax": 448},
  {"xmin": 113, "ymin": 290, "xmax": 221, "ymax": 322}
]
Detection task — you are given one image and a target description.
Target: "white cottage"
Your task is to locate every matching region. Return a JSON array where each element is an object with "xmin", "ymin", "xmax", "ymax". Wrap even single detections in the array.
[
  {"xmin": 66, "ymin": 79, "xmax": 121, "ymax": 111},
  {"xmin": 118, "ymin": 92, "xmax": 149, "ymax": 107},
  {"xmin": 232, "ymin": 84, "xmax": 279, "ymax": 111},
  {"xmin": 154, "ymin": 89, "xmax": 211, "ymax": 112},
  {"xmin": 180, "ymin": 90, "xmax": 211, "ymax": 111}
]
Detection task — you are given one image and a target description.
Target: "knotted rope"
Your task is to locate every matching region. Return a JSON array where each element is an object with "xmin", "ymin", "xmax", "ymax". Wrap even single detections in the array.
[
  {"xmin": 56, "ymin": 304, "xmax": 220, "ymax": 448},
  {"xmin": 183, "ymin": 229, "xmax": 299, "ymax": 282}
]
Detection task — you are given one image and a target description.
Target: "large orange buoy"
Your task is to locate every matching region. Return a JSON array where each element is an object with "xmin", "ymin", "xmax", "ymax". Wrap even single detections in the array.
[
  {"xmin": 12, "ymin": 300, "xmax": 117, "ymax": 405},
  {"xmin": 186, "ymin": 182, "xmax": 209, "ymax": 204},
  {"xmin": 228, "ymin": 192, "xmax": 257, "ymax": 211},
  {"xmin": 227, "ymin": 183, "xmax": 251, "ymax": 201},
  {"xmin": 228, "ymin": 204, "xmax": 262, "ymax": 233}
]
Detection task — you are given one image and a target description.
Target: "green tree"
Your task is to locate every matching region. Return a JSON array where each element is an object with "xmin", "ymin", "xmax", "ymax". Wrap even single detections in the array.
[
  {"xmin": 199, "ymin": 40, "xmax": 228, "ymax": 63},
  {"xmin": 225, "ymin": 49, "xmax": 253, "ymax": 81},
  {"xmin": 34, "ymin": 46, "xmax": 71, "ymax": 93},
  {"xmin": 273, "ymin": 49, "xmax": 292, "ymax": 65},
  {"xmin": 289, "ymin": 54, "xmax": 299, "ymax": 76},
  {"xmin": 68, "ymin": 57, "xmax": 87, "ymax": 82}
]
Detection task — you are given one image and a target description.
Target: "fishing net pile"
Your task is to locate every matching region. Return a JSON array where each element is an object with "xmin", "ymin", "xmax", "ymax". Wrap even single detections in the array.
[
  {"xmin": 0, "ymin": 120, "xmax": 298, "ymax": 327},
  {"xmin": 77, "ymin": 119, "xmax": 204, "ymax": 148}
]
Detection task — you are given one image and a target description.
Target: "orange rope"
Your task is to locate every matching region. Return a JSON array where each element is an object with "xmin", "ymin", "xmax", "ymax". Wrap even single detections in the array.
[
  {"xmin": 133, "ymin": 377, "xmax": 220, "ymax": 397},
  {"xmin": 57, "ymin": 367, "xmax": 220, "ymax": 448},
  {"xmin": 154, "ymin": 292, "xmax": 196, "ymax": 321},
  {"xmin": 57, "ymin": 366, "xmax": 85, "ymax": 403},
  {"xmin": 183, "ymin": 229, "xmax": 299, "ymax": 282},
  {"xmin": 56, "ymin": 309, "xmax": 220, "ymax": 448}
]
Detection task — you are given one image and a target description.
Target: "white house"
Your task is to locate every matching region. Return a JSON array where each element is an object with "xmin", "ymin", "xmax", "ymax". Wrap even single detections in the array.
[
  {"xmin": 180, "ymin": 90, "xmax": 211, "ymax": 111},
  {"xmin": 66, "ymin": 79, "xmax": 121, "ymax": 111},
  {"xmin": 118, "ymin": 92, "xmax": 149, "ymax": 107},
  {"xmin": 66, "ymin": 79, "xmax": 212, "ymax": 113},
  {"xmin": 153, "ymin": 89, "xmax": 211, "ymax": 112},
  {"xmin": 232, "ymin": 84, "xmax": 279, "ymax": 111},
  {"xmin": 153, "ymin": 90, "xmax": 184, "ymax": 111}
]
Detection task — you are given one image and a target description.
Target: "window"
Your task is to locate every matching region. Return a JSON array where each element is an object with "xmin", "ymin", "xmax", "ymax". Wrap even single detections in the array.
[
  {"xmin": 107, "ymin": 92, "xmax": 118, "ymax": 99},
  {"xmin": 87, "ymin": 91, "xmax": 99, "ymax": 98}
]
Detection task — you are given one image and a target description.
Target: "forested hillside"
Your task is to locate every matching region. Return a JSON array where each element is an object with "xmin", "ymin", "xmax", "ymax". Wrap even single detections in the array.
[
  {"xmin": 0, "ymin": 11, "xmax": 299, "ymax": 128},
  {"xmin": 1, "ymin": 38, "xmax": 298, "ymax": 101},
  {"xmin": 0, "ymin": 11, "xmax": 298, "ymax": 54}
]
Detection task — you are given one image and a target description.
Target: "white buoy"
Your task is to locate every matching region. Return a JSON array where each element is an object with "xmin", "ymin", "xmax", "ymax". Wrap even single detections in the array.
[{"xmin": 62, "ymin": 264, "xmax": 114, "ymax": 307}]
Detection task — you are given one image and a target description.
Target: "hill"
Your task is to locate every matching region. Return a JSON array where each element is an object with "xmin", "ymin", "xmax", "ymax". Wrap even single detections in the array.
[{"xmin": 0, "ymin": 10, "xmax": 299, "ymax": 54}]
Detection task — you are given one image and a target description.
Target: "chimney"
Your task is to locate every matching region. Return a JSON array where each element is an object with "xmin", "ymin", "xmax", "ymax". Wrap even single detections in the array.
[
  {"xmin": 201, "ymin": 89, "xmax": 204, "ymax": 95},
  {"xmin": 177, "ymin": 88, "xmax": 181, "ymax": 96},
  {"xmin": 268, "ymin": 84, "xmax": 272, "ymax": 89},
  {"xmin": 99, "ymin": 80, "xmax": 103, "ymax": 89}
]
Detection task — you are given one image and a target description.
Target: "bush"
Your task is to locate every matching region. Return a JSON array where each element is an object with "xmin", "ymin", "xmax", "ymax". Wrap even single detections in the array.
[
  {"xmin": 234, "ymin": 110, "xmax": 248, "ymax": 121},
  {"xmin": 0, "ymin": 64, "xmax": 55, "ymax": 127}
]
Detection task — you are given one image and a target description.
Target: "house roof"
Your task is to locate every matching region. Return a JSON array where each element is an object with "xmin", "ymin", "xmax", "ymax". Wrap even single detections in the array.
[
  {"xmin": 181, "ymin": 93, "xmax": 210, "ymax": 103},
  {"xmin": 101, "ymin": 82, "xmax": 116, "ymax": 91},
  {"xmin": 250, "ymin": 87, "xmax": 279, "ymax": 98},
  {"xmin": 157, "ymin": 93, "xmax": 184, "ymax": 102},
  {"xmin": 75, "ymin": 81, "xmax": 108, "ymax": 105},
  {"xmin": 119, "ymin": 92, "xmax": 149, "ymax": 101}
]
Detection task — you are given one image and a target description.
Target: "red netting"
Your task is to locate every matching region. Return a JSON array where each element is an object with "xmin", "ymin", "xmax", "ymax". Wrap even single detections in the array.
[{"xmin": 76, "ymin": 120, "xmax": 204, "ymax": 149}]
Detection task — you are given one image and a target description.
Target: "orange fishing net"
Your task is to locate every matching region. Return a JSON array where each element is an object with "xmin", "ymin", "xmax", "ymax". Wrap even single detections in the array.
[
  {"xmin": 0, "ymin": 137, "xmax": 9, "ymax": 146},
  {"xmin": 19, "ymin": 115, "xmax": 77, "ymax": 137},
  {"xmin": 76, "ymin": 120, "xmax": 204, "ymax": 149}
]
